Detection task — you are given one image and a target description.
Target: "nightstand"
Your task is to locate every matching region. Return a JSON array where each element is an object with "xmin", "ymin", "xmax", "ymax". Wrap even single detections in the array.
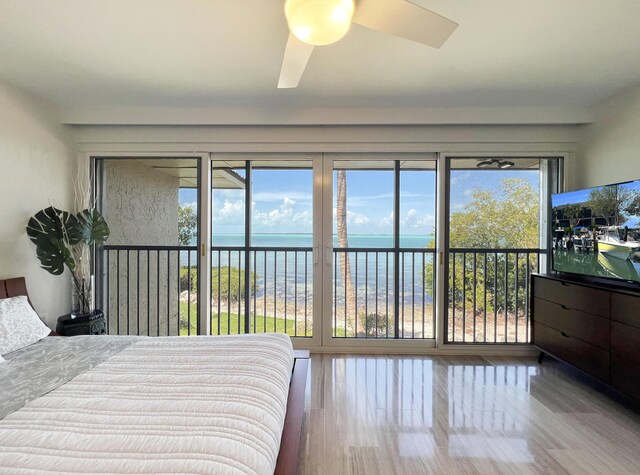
[{"xmin": 56, "ymin": 311, "xmax": 106, "ymax": 336}]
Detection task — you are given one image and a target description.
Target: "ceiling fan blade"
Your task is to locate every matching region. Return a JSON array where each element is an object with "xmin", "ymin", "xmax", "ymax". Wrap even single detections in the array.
[
  {"xmin": 278, "ymin": 34, "xmax": 315, "ymax": 89},
  {"xmin": 353, "ymin": 0, "xmax": 458, "ymax": 48}
]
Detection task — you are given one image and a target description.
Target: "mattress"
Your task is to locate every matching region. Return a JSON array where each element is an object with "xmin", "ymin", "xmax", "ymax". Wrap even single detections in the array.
[{"xmin": 0, "ymin": 333, "xmax": 294, "ymax": 474}]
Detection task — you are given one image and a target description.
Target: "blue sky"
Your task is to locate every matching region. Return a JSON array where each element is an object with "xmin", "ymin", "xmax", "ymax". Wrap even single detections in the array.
[
  {"xmin": 450, "ymin": 169, "xmax": 539, "ymax": 210},
  {"xmin": 552, "ymin": 187, "xmax": 594, "ymax": 207},
  {"xmin": 179, "ymin": 168, "xmax": 540, "ymax": 236}
]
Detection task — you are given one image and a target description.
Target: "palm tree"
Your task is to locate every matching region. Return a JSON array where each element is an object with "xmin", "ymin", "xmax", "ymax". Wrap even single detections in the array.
[{"xmin": 336, "ymin": 170, "xmax": 358, "ymax": 334}]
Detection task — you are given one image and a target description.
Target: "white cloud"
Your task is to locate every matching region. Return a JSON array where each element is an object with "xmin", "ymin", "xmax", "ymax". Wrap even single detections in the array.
[
  {"xmin": 219, "ymin": 200, "xmax": 244, "ymax": 219},
  {"xmin": 253, "ymin": 191, "xmax": 312, "ymax": 202},
  {"xmin": 292, "ymin": 210, "xmax": 312, "ymax": 224},
  {"xmin": 348, "ymin": 210, "xmax": 370, "ymax": 226},
  {"xmin": 253, "ymin": 197, "xmax": 312, "ymax": 228},
  {"xmin": 380, "ymin": 212, "xmax": 394, "ymax": 227},
  {"xmin": 332, "ymin": 207, "xmax": 371, "ymax": 226},
  {"xmin": 403, "ymin": 209, "xmax": 434, "ymax": 228},
  {"xmin": 212, "ymin": 199, "xmax": 245, "ymax": 226}
]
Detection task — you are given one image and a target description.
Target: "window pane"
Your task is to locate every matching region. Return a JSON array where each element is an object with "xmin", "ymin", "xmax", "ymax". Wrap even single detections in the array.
[
  {"xmin": 447, "ymin": 158, "xmax": 549, "ymax": 345},
  {"xmin": 332, "ymin": 159, "xmax": 436, "ymax": 339},
  {"xmin": 212, "ymin": 162, "xmax": 246, "ymax": 247},
  {"xmin": 333, "ymin": 163, "xmax": 394, "ymax": 249},
  {"xmin": 210, "ymin": 158, "xmax": 314, "ymax": 338},
  {"xmin": 98, "ymin": 158, "xmax": 199, "ymax": 337}
]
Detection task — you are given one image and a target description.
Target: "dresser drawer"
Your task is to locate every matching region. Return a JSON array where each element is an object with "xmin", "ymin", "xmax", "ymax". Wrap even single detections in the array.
[
  {"xmin": 533, "ymin": 298, "xmax": 609, "ymax": 349},
  {"xmin": 534, "ymin": 322, "xmax": 610, "ymax": 381},
  {"xmin": 611, "ymin": 321, "xmax": 640, "ymax": 365},
  {"xmin": 533, "ymin": 277, "xmax": 609, "ymax": 318},
  {"xmin": 611, "ymin": 293, "xmax": 640, "ymax": 329},
  {"xmin": 611, "ymin": 353, "xmax": 640, "ymax": 401}
]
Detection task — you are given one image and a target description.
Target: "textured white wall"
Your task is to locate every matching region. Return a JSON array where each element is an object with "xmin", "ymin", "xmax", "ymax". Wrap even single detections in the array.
[
  {"xmin": 102, "ymin": 160, "xmax": 180, "ymax": 335},
  {"xmin": 577, "ymin": 84, "xmax": 640, "ymax": 189},
  {"xmin": 104, "ymin": 161, "xmax": 179, "ymax": 246},
  {"xmin": 0, "ymin": 81, "xmax": 75, "ymax": 328}
]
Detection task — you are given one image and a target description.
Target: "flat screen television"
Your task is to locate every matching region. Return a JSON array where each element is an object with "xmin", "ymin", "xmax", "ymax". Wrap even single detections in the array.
[{"xmin": 551, "ymin": 180, "xmax": 640, "ymax": 284}]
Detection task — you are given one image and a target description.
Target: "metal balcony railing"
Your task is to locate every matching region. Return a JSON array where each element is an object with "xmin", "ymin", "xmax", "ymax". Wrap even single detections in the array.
[
  {"xmin": 447, "ymin": 248, "xmax": 545, "ymax": 344},
  {"xmin": 209, "ymin": 246, "xmax": 313, "ymax": 338},
  {"xmin": 100, "ymin": 245, "xmax": 198, "ymax": 336},
  {"xmin": 332, "ymin": 248, "xmax": 437, "ymax": 339},
  {"xmin": 100, "ymin": 245, "xmax": 543, "ymax": 344}
]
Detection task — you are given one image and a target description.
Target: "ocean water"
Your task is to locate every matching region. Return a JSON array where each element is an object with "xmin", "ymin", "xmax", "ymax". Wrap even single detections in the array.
[
  {"xmin": 211, "ymin": 233, "xmax": 434, "ymax": 249},
  {"xmin": 188, "ymin": 233, "xmax": 436, "ymax": 305}
]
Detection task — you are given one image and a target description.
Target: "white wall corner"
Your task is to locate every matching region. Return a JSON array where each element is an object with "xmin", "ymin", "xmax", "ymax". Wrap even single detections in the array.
[
  {"xmin": 576, "ymin": 82, "xmax": 640, "ymax": 189},
  {"xmin": 0, "ymin": 80, "xmax": 77, "ymax": 327}
]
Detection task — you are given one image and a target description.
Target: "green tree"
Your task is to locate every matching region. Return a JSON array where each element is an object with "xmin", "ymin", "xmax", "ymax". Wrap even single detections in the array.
[
  {"xmin": 586, "ymin": 185, "xmax": 639, "ymax": 226},
  {"xmin": 561, "ymin": 203, "xmax": 584, "ymax": 227},
  {"xmin": 425, "ymin": 178, "xmax": 539, "ymax": 314},
  {"xmin": 448, "ymin": 178, "xmax": 539, "ymax": 248},
  {"xmin": 180, "ymin": 266, "xmax": 256, "ymax": 301},
  {"xmin": 178, "ymin": 204, "xmax": 197, "ymax": 246},
  {"xmin": 625, "ymin": 194, "xmax": 640, "ymax": 218}
]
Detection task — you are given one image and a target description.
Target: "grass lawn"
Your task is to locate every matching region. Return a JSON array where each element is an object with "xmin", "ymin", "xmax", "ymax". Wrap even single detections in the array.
[{"xmin": 179, "ymin": 302, "xmax": 329, "ymax": 336}]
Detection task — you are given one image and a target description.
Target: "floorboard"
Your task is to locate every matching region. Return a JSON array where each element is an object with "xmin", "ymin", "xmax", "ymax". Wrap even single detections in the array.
[{"xmin": 298, "ymin": 354, "xmax": 640, "ymax": 474}]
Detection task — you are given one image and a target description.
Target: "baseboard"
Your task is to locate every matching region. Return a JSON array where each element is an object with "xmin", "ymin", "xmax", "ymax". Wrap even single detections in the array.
[{"xmin": 297, "ymin": 345, "xmax": 538, "ymax": 356}]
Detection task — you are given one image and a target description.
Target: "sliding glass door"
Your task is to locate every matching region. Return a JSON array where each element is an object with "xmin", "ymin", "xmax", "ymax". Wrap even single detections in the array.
[
  {"xmin": 95, "ymin": 157, "xmax": 201, "ymax": 336},
  {"xmin": 324, "ymin": 154, "xmax": 437, "ymax": 345},
  {"xmin": 93, "ymin": 153, "xmax": 562, "ymax": 348},
  {"xmin": 444, "ymin": 157, "xmax": 560, "ymax": 344},
  {"xmin": 209, "ymin": 155, "xmax": 320, "ymax": 344}
]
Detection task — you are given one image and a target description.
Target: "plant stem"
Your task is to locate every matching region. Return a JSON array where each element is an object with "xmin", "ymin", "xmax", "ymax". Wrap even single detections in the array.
[{"xmin": 69, "ymin": 267, "xmax": 90, "ymax": 314}]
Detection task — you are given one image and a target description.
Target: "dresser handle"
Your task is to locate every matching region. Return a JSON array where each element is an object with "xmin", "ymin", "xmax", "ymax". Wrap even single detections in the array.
[{"xmin": 560, "ymin": 331, "xmax": 570, "ymax": 338}]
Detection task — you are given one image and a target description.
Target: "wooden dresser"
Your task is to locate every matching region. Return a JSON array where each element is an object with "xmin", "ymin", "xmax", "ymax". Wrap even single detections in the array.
[{"xmin": 532, "ymin": 273, "xmax": 640, "ymax": 402}]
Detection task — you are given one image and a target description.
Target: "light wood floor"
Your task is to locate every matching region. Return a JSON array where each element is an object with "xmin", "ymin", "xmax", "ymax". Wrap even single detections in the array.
[{"xmin": 298, "ymin": 354, "xmax": 640, "ymax": 474}]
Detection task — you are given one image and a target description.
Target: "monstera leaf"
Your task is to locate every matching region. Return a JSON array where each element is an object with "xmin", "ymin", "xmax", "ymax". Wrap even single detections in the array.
[
  {"xmin": 26, "ymin": 206, "xmax": 110, "ymax": 277},
  {"xmin": 26, "ymin": 206, "xmax": 82, "ymax": 245},
  {"xmin": 76, "ymin": 208, "xmax": 110, "ymax": 245},
  {"xmin": 34, "ymin": 235, "xmax": 75, "ymax": 275}
]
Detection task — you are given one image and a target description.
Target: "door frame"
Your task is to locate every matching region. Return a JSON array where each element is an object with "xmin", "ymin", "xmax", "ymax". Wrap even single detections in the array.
[
  {"xmin": 437, "ymin": 152, "xmax": 566, "ymax": 348},
  {"xmin": 209, "ymin": 153, "xmax": 324, "ymax": 349},
  {"xmin": 88, "ymin": 150, "xmax": 567, "ymax": 352},
  {"xmin": 320, "ymin": 153, "xmax": 438, "ymax": 350},
  {"xmin": 90, "ymin": 152, "xmax": 210, "ymax": 336}
]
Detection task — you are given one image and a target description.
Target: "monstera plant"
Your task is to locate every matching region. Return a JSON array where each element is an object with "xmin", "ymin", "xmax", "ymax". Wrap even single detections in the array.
[{"xmin": 26, "ymin": 206, "xmax": 110, "ymax": 316}]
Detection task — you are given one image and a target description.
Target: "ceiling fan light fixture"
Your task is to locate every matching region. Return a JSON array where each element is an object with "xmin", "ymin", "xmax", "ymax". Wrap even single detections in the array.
[
  {"xmin": 476, "ymin": 159, "xmax": 495, "ymax": 168},
  {"xmin": 285, "ymin": 0, "xmax": 355, "ymax": 46}
]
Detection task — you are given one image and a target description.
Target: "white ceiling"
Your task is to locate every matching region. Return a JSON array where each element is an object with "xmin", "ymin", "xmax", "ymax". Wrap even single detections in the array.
[{"xmin": 1, "ymin": 0, "xmax": 640, "ymax": 125}]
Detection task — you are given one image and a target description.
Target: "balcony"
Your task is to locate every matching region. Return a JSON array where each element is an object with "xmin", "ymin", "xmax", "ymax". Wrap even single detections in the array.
[
  {"xmin": 101, "ymin": 244, "xmax": 540, "ymax": 343},
  {"xmin": 447, "ymin": 248, "xmax": 543, "ymax": 344}
]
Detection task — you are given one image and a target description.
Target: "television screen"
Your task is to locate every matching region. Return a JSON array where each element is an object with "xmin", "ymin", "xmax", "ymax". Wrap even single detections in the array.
[{"xmin": 552, "ymin": 180, "xmax": 640, "ymax": 283}]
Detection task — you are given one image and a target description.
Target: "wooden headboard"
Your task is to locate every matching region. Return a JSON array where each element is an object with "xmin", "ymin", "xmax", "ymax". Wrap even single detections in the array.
[{"xmin": 0, "ymin": 277, "xmax": 29, "ymax": 300}]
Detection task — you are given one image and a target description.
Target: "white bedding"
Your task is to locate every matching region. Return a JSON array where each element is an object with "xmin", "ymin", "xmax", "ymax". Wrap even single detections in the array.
[{"xmin": 0, "ymin": 333, "xmax": 294, "ymax": 474}]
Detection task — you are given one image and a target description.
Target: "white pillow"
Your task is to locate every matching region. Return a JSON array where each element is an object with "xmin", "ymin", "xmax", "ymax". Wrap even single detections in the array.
[{"xmin": 0, "ymin": 296, "xmax": 51, "ymax": 356}]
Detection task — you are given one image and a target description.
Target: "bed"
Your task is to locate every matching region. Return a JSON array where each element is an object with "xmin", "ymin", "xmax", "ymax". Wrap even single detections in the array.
[{"xmin": 0, "ymin": 277, "xmax": 308, "ymax": 474}]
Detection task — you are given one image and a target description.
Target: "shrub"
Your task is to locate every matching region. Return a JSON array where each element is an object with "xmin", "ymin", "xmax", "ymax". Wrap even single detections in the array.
[
  {"xmin": 212, "ymin": 267, "xmax": 256, "ymax": 301},
  {"xmin": 180, "ymin": 267, "xmax": 197, "ymax": 293},
  {"xmin": 180, "ymin": 266, "xmax": 256, "ymax": 301},
  {"xmin": 361, "ymin": 312, "xmax": 388, "ymax": 337}
]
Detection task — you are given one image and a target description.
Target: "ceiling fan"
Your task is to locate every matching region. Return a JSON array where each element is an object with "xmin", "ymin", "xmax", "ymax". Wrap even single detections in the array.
[{"xmin": 278, "ymin": 0, "xmax": 459, "ymax": 88}]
